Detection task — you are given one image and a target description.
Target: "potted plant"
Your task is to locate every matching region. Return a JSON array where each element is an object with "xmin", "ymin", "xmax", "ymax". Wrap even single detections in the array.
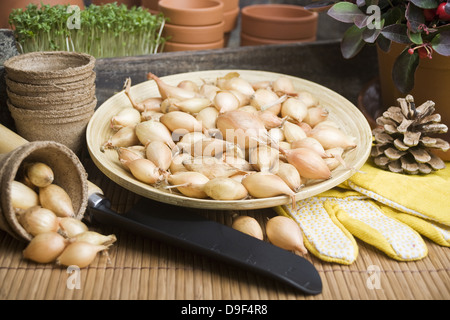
[
  {"xmin": 8, "ymin": 3, "xmax": 168, "ymax": 58},
  {"xmin": 308, "ymin": 0, "xmax": 450, "ymax": 159}
]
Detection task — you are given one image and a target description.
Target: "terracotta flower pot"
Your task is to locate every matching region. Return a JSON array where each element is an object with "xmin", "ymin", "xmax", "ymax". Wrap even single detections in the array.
[
  {"xmin": 241, "ymin": 4, "xmax": 318, "ymax": 41},
  {"xmin": 163, "ymin": 21, "xmax": 225, "ymax": 44},
  {"xmin": 240, "ymin": 32, "xmax": 316, "ymax": 46},
  {"xmin": 223, "ymin": 6, "xmax": 239, "ymax": 33},
  {"xmin": 164, "ymin": 39, "xmax": 225, "ymax": 52},
  {"xmin": 219, "ymin": 0, "xmax": 239, "ymax": 12},
  {"xmin": 158, "ymin": 0, "xmax": 224, "ymax": 26},
  {"xmin": 0, "ymin": 0, "xmax": 85, "ymax": 29},
  {"xmin": 377, "ymin": 42, "xmax": 450, "ymax": 160},
  {"xmin": 141, "ymin": 0, "xmax": 160, "ymax": 11}
]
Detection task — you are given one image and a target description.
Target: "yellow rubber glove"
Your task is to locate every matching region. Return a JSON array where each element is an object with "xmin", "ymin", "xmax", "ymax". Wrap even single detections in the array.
[{"xmin": 275, "ymin": 161, "xmax": 450, "ymax": 265}]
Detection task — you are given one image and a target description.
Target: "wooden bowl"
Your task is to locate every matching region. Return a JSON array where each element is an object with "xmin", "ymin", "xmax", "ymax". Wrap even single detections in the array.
[
  {"xmin": 163, "ymin": 21, "xmax": 225, "ymax": 44},
  {"xmin": 163, "ymin": 39, "xmax": 225, "ymax": 52},
  {"xmin": 240, "ymin": 32, "xmax": 316, "ymax": 46},
  {"xmin": 86, "ymin": 70, "xmax": 372, "ymax": 211},
  {"xmin": 241, "ymin": 4, "xmax": 318, "ymax": 41},
  {"xmin": 158, "ymin": 0, "xmax": 224, "ymax": 26}
]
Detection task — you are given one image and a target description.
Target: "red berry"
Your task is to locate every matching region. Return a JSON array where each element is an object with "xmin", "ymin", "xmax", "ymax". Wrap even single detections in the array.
[
  {"xmin": 423, "ymin": 8, "xmax": 437, "ymax": 21},
  {"xmin": 418, "ymin": 47, "xmax": 428, "ymax": 59},
  {"xmin": 408, "ymin": 48, "xmax": 415, "ymax": 55},
  {"xmin": 437, "ymin": 2, "xmax": 450, "ymax": 20}
]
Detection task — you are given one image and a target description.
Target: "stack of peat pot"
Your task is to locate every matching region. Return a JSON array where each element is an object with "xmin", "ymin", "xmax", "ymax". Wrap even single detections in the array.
[{"xmin": 3, "ymin": 51, "xmax": 97, "ymax": 154}]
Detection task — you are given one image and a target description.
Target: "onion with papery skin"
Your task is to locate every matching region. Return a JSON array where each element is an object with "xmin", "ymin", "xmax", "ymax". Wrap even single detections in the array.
[
  {"xmin": 117, "ymin": 146, "xmax": 145, "ymax": 170},
  {"xmin": 204, "ymin": 177, "xmax": 248, "ymax": 200},
  {"xmin": 281, "ymin": 97, "xmax": 308, "ymax": 122},
  {"xmin": 56, "ymin": 241, "xmax": 108, "ymax": 268},
  {"xmin": 170, "ymin": 153, "xmax": 191, "ymax": 174},
  {"xmin": 241, "ymin": 172, "xmax": 296, "ymax": 208},
  {"xmin": 309, "ymin": 125, "xmax": 357, "ymax": 150},
  {"xmin": 24, "ymin": 162, "xmax": 54, "ymax": 188},
  {"xmin": 23, "ymin": 232, "xmax": 68, "ymax": 264},
  {"xmin": 135, "ymin": 120, "xmax": 175, "ymax": 149},
  {"xmin": 182, "ymin": 156, "xmax": 241, "ymax": 179},
  {"xmin": 276, "ymin": 162, "xmax": 302, "ymax": 192},
  {"xmin": 71, "ymin": 231, "xmax": 117, "ymax": 246},
  {"xmin": 19, "ymin": 206, "xmax": 59, "ymax": 236},
  {"xmin": 59, "ymin": 217, "xmax": 88, "ymax": 238},
  {"xmin": 160, "ymin": 111, "xmax": 204, "ymax": 133},
  {"xmin": 146, "ymin": 141, "xmax": 173, "ymax": 171},
  {"xmin": 103, "ymin": 125, "xmax": 140, "ymax": 149},
  {"xmin": 148, "ymin": 72, "xmax": 198, "ymax": 100},
  {"xmin": 196, "ymin": 107, "xmax": 219, "ymax": 130},
  {"xmin": 216, "ymin": 110, "xmax": 267, "ymax": 149},
  {"xmin": 214, "ymin": 91, "xmax": 240, "ymax": 113},
  {"xmin": 280, "ymin": 147, "xmax": 331, "ymax": 180},
  {"xmin": 250, "ymin": 88, "xmax": 281, "ymax": 114},
  {"xmin": 110, "ymin": 108, "xmax": 141, "ymax": 131},
  {"xmin": 177, "ymin": 79, "xmax": 199, "ymax": 92},
  {"xmin": 282, "ymin": 121, "xmax": 307, "ymax": 143},
  {"xmin": 272, "ymin": 76, "xmax": 296, "ymax": 95},
  {"xmin": 126, "ymin": 158, "xmax": 163, "ymax": 184},
  {"xmin": 167, "ymin": 171, "xmax": 209, "ymax": 198},
  {"xmin": 266, "ymin": 216, "xmax": 307, "ymax": 255},
  {"xmin": 291, "ymin": 137, "xmax": 327, "ymax": 157},
  {"xmin": 231, "ymin": 215, "xmax": 263, "ymax": 240},
  {"xmin": 249, "ymin": 145, "xmax": 279, "ymax": 173},
  {"xmin": 258, "ymin": 110, "xmax": 284, "ymax": 129},
  {"xmin": 173, "ymin": 97, "xmax": 212, "ymax": 114},
  {"xmin": 10, "ymin": 180, "xmax": 40, "ymax": 211},
  {"xmin": 39, "ymin": 184, "xmax": 75, "ymax": 218},
  {"xmin": 303, "ymin": 107, "xmax": 329, "ymax": 127}
]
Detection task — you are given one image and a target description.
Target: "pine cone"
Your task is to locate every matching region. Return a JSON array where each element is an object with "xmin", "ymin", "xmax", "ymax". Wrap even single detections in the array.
[{"xmin": 371, "ymin": 95, "xmax": 449, "ymax": 174}]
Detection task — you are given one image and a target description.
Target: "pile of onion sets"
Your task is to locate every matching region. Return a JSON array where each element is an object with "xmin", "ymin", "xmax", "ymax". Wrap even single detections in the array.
[
  {"xmin": 102, "ymin": 72, "xmax": 357, "ymax": 207},
  {"xmin": 12, "ymin": 162, "xmax": 116, "ymax": 268}
]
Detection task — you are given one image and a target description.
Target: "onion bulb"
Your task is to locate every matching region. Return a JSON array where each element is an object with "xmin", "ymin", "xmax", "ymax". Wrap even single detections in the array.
[
  {"xmin": 280, "ymin": 147, "xmax": 331, "ymax": 180},
  {"xmin": 103, "ymin": 125, "xmax": 140, "ymax": 149},
  {"xmin": 266, "ymin": 216, "xmax": 307, "ymax": 255},
  {"xmin": 196, "ymin": 107, "xmax": 219, "ymax": 130},
  {"xmin": 173, "ymin": 97, "xmax": 212, "ymax": 114},
  {"xmin": 145, "ymin": 141, "xmax": 173, "ymax": 171},
  {"xmin": 204, "ymin": 177, "xmax": 248, "ymax": 200},
  {"xmin": 110, "ymin": 108, "xmax": 141, "ymax": 131},
  {"xmin": 249, "ymin": 145, "xmax": 279, "ymax": 173},
  {"xmin": 59, "ymin": 217, "xmax": 88, "ymax": 238},
  {"xmin": 216, "ymin": 110, "xmax": 267, "ymax": 149},
  {"xmin": 160, "ymin": 111, "xmax": 203, "ymax": 133},
  {"xmin": 241, "ymin": 172, "xmax": 296, "ymax": 207},
  {"xmin": 291, "ymin": 137, "xmax": 327, "ymax": 157},
  {"xmin": 214, "ymin": 91, "xmax": 240, "ymax": 113},
  {"xmin": 10, "ymin": 180, "xmax": 40, "ymax": 211},
  {"xmin": 167, "ymin": 171, "xmax": 209, "ymax": 198},
  {"xmin": 309, "ymin": 125, "xmax": 357, "ymax": 150},
  {"xmin": 19, "ymin": 206, "xmax": 59, "ymax": 236},
  {"xmin": 56, "ymin": 241, "xmax": 108, "ymax": 268},
  {"xmin": 231, "ymin": 215, "xmax": 263, "ymax": 240},
  {"xmin": 148, "ymin": 72, "xmax": 198, "ymax": 100},
  {"xmin": 24, "ymin": 162, "xmax": 54, "ymax": 188},
  {"xmin": 126, "ymin": 158, "xmax": 163, "ymax": 184},
  {"xmin": 276, "ymin": 162, "xmax": 302, "ymax": 192},
  {"xmin": 71, "ymin": 231, "xmax": 117, "ymax": 246},
  {"xmin": 282, "ymin": 121, "xmax": 307, "ymax": 143},
  {"xmin": 281, "ymin": 97, "xmax": 308, "ymax": 122},
  {"xmin": 23, "ymin": 232, "xmax": 68, "ymax": 264},
  {"xmin": 272, "ymin": 76, "xmax": 296, "ymax": 95},
  {"xmin": 303, "ymin": 107, "xmax": 329, "ymax": 127},
  {"xmin": 39, "ymin": 184, "xmax": 75, "ymax": 218},
  {"xmin": 135, "ymin": 120, "xmax": 175, "ymax": 149}
]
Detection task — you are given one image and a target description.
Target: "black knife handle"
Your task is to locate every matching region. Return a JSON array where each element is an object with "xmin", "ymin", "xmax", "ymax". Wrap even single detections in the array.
[{"xmin": 86, "ymin": 194, "xmax": 322, "ymax": 295}]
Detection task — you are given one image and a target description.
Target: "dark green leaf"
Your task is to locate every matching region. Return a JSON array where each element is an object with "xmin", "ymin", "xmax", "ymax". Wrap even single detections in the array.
[
  {"xmin": 381, "ymin": 24, "xmax": 412, "ymax": 44},
  {"xmin": 377, "ymin": 34, "xmax": 392, "ymax": 52},
  {"xmin": 406, "ymin": 2, "xmax": 425, "ymax": 33},
  {"xmin": 431, "ymin": 30, "xmax": 450, "ymax": 56},
  {"xmin": 341, "ymin": 25, "xmax": 366, "ymax": 59},
  {"xmin": 392, "ymin": 48, "xmax": 420, "ymax": 94},
  {"xmin": 409, "ymin": 0, "xmax": 439, "ymax": 9},
  {"xmin": 327, "ymin": 2, "xmax": 367, "ymax": 23}
]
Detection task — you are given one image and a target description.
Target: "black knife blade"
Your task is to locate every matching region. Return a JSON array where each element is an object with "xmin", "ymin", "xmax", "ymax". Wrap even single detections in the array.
[{"xmin": 85, "ymin": 192, "xmax": 322, "ymax": 295}]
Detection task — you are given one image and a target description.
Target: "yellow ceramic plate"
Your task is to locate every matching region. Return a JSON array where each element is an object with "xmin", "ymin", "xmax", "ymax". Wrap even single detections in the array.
[{"xmin": 86, "ymin": 70, "xmax": 372, "ymax": 210}]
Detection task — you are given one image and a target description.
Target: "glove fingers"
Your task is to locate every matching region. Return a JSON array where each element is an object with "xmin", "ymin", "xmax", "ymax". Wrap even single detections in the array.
[
  {"xmin": 331, "ymin": 199, "xmax": 428, "ymax": 261},
  {"xmin": 276, "ymin": 198, "xmax": 358, "ymax": 265},
  {"xmin": 381, "ymin": 206, "xmax": 450, "ymax": 247}
]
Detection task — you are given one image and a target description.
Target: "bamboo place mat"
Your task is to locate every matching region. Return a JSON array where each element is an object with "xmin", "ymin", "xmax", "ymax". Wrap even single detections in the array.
[{"xmin": 0, "ymin": 154, "xmax": 449, "ymax": 300}]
